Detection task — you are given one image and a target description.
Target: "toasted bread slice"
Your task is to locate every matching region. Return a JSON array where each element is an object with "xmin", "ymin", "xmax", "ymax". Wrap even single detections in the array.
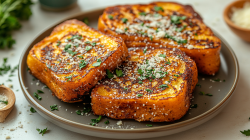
[
  {"xmin": 98, "ymin": 2, "xmax": 221, "ymax": 75},
  {"xmin": 27, "ymin": 19, "xmax": 128, "ymax": 103},
  {"xmin": 91, "ymin": 47, "xmax": 198, "ymax": 122}
]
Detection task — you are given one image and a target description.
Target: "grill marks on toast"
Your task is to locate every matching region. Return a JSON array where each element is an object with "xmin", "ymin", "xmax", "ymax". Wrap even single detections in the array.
[
  {"xmin": 27, "ymin": 19, "xmax": 128, "ymax": 102},
  {"xmin": 91, "ymin": 48, "xmax": 198, "ymax": 122}
]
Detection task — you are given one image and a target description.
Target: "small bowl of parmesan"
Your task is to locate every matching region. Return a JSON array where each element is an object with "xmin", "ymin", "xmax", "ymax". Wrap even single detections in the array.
[
  {"xmin": 224, "ymin": 0, "xmax": 250, "ymax": 42},
  {"xmin": 0, "ymin": 85, "xmax": 15, "ymax": 123}
]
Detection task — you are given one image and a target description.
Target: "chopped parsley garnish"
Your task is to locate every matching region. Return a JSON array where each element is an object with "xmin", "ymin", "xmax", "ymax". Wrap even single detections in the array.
[
  {"xmin": 64, "ymin": 44, "xmax": 71, "ymax": 51},
  {"xmin": 34, "ymin": 93, "xmax": 42, "ymax": 100},
  {"xmin": 196, "ymin": 84, "xmax": 201, "ymax": 88},
  {"xmin": 205, "ymin": 93, "xmax": 213, "ymax": 96},
  {"xmin": 108, "ymin": 15, "xmax": 113, "ymax": 19},
  {"xmin": 66, "ymin": 50, "xmax": 77, "ymax": 56},
  {"xmin": 174, "ymin": 74, "xmax": 179, "ymax": 77},
  {"xmin": 154, "ymin": 6, "xmax": 164, "ymax": 12},
  {"xmin": 30, "ymin": 107, "xmax": 36, "ymax": 113},
  {"xmin": 76, "ymin": 110, "xmax": 82, "ymax": 115},
  {"xmin": 143, "ymin": 48, "xmax": 147, "ymax": 54},
  {"xmin": 176, "ymin": 25, "xmax": 187, "ymax": 32},
  {"xmin": 37, "ymin": 90, "xmax": 44, "ymax": 93},
  {"xmin": 85, "ymin": 46, "xmax": 92, "ymax": 51},
  {"xmin": 82, "ymin": 17, "xmax": 89, "ymax": 25},
  {"xmin": 9, "ymin": 74, "xmax": 14, "ymax": 77},
  {"xmin": 240, "ymin": 129, "xmax": 250, "ymax": 136},
  {"xmin": 159, "ymin": 84, "xmax": 169, "ymax": 89},
  {"xmin": 199, "ymin": 91, "xmax": 205, "ymax": 95},
  {"xmin": 36, "ymin": 128, "xmax": 48, "ymax": 136},
  {"xmin": 106, "ymin": 69, "xmax": 114, "ymax": 79},
  {"xmin": 0, "ymin": 100, "xmax": 8, "ymax": 105},
  {"xmin": 77, "ymin": 55, "xmax": 83, "ymax": 59},
  {"xmin": 56, "ymin": 41, "xmax": 61, "ymax": 46},
  {"xmin": 213, "ymin": 78, "xmax": 220, "ymax": 82},
  {"xmin": 50, "ymin": 104, "xmax": 58, "ymax": 111},
  {"xmin": 195, "ymin": 33, "xmax": 198, "ymax": 36},
  {"xmin": 124, "ymin": 27, "xmax": 128, "ymax": 32},
  {"xmin": 158, "ymin": 54, "xmax": 166, "ymax": 58},
  {"xmin": 92, "ymin": 58, "xmax": 102, "ymax": 67},
  {"xmin": 171, "ymin": 15, "xmax": 186, "ymax": 25},
  {"xmin": 223, "ymin": 80, "xmax": 226, "ymax": 82},
  {"xmin": 100, "ymin": 45, "xmax": 104, "ymax": 47},
  {"xmin": 150, "ymin": 36, "xmax": 153, "ymax": 41},
  {"xmin": 83, "ymin": 107, "xmax": 91, "ymax": 113},
  {"xmin": 44, "ymin": 86, "xmax": 49, "ymax": 89},
  {"xmin": 0, "ymin": 58, "xmax": 11, "ymax": 76},
  {"xmin": 79, "ymin": 60, "xmax": 88, "ymax": 70},
  {"xmin": 90, "ymin": 42, "xmax": 96, "ymax": 46},
  {"xmin": 141, "ymin": 22, "xmax": 144, "ymax": 26},
  {"xmin": 138, "ymin": 69, "xmax": 144, "ymax": 75},
  {"xmin": 116, "ymin": 69, "xmax": 123, "ymax": 77},
  {"xmin": 104, "ymin": 120, "xmax": 109, "ymax": 124},
  {"xmin": 65, "ymin": 75, "xmax": 72, "ymax": 81},
  {"xmin": 69, "ymin": 35, "xmax": 82, "ymax": 40},
  {"xmin": 137, "ymin": 94, "xmax": 143, "ymax": 97},
  {"xmin": 121, "ymin": 18, "xmax": 128, "ymax": 23},
  {"xmin": 165, "ymin": 59, "xmax": 171, "ymax": 65},
  {"xmin": 124, "ymin": 87, "xmax": 128, "ymax": 90},
  {"xmin": 145, "ymin": 89, "xmax": 152, "ymax": 92},
  {"xmin": 90, "ymin": 115, "xmax": 102, "ymax": 126},
  {"xmin": 190, "ymin": 104, "xmax": 197, "ymax": 108},
  {"xmin": 146, "ymin": 124, "xmax": 152, "ymax": 127},
  {"xmin": 139, "ymin": 12, "xmax": 147, "ymax": 16},
  {"xmin": 138, "ymin": 81, "xmax": 143, "ymax": 84}
]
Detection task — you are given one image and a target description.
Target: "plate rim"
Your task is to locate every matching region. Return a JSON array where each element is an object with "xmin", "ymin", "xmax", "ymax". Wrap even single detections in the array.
[{"xmin": 18, "ymin": 8, "xmax": 239, "ymax": 133}]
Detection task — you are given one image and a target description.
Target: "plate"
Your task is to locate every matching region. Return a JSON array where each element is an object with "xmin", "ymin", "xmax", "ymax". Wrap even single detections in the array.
[{"xmin": 18, "ymin": 8, "xmax": 239, "ymax": 139}]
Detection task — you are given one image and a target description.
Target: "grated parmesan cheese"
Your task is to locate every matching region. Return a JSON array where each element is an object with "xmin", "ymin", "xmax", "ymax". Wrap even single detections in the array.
[{"xmin": 231, "ymin": 2, "xmax": 250, "ymax": 29}]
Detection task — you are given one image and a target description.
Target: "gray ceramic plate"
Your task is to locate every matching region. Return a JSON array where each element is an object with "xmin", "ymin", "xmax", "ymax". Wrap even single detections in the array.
[{"xmin": 18, "ymin": 8, "xmax": 239, "ymax": 139}]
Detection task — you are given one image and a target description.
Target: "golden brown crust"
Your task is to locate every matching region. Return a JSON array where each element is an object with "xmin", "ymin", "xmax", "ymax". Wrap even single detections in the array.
[
  {"xmin": 27, "ymin": 19, "xmax": 128, "ymax": 103},
  {"xmin": 98, "ymin": 1, "xmax": 221, "ymax": 75},
  {"xmin": 91, "ymin": 48, "xmax": 198, "ymax": 122}
]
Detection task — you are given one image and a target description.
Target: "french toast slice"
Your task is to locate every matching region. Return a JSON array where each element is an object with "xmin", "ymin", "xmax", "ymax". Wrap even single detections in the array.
[
  {"xmin": 27, "ymin": 19, "xmax": 128, "ymax": 103},
  {"xmin": 98, "ymin": 2, "xmax": 221, "ymax": 75},
  {"xmin": 91, "ymin": 47, "xmax": 198, "ymax": 122}
]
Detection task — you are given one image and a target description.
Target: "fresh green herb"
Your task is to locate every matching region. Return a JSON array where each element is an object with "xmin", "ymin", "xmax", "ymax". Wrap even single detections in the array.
[
  {"xmin": 139, "ymin": 12, "xmax": 147, "ymax": 16},
  {"xmin": 44, "ymin": 86, "xmax": 49, "ymax": 89},
  {"xmin": 213, "ymin": 78, "xmax": 220, "ymax": 82},
  {"xmin": 6, "ymin": 79, "xmax": 12, "ymax": 82},
  {"xmin": 121, "ymin": 18, "xmax": 128, "ymax": 23},
  {"xmin": 146, "ymin": 124, "xmax": 152, "ymax": 127},
  {"xmin": 65, "ymin": 75, "xmax": 72, "ymax": 81},
  {"xmin": 108, "ymin": 15, "xmax": 113, "ymax": 19},
  {"xmin": 92, "ymin": 58, "xmax": 102, "ymax": 67},
  {"xmin": 79, "ymin": 60, "xmax": 88, "ymax": 70},
  {"xmin": 124, "ymin": 27, "xmax": 128, "ymax": 32},
  {"xmin": 30, "ymin": 107, "xmax": 36, "ymax": 113},
  {"xmin": 137, "ymin": 94, "xmax": 143, "ymax": 97},
  {"xmin": 64, "ymin": 44, "xmax": 71, "ymax": 51},
  {"xmin": 34, "ymin": 93, "xmax": 42, "ymax": 100},
  {"xmin": 223, "ymin": 80, "xmax": 226, "ymax": 82},
  {"xmin": 56, "ymin": 41, "xmax": 61, "ymax": 46},
  {"xmin": 0, "ymin": 0, "xmax": 33, "ymax": 49},
  {"xmin": 90, "ymin": 115, "xmax": 102, "ymax": 126},
  {"xmin": 50, "ymin": 104, "xmax": 58, "ymax": 111},
  {"xmin": 138, "ymin": 81, "xmax": 143, "ymax": 84},
  {"xmin": 143, "ymin": 48, "xmax": 147, "ymax": 54},
  {"xmin": 145, "ymin": 89, "xmax": 152, "ymax": 92},
  {"xmin": 154, "ymin": 6, "xmax": 164, "ymax": 12},
  {"xmin": 199, "ymin": 91, "xmax": 205, "ymax": 95},
  {"xmin": 165, "ymin": 59, "xmax": 171, "ymax": 65},
  {"xmin": 150, "ymin": 36, "xmax": 153, "ymax": 41},
  {"xmin": 104, "ymin": 120, "xmax": 109, "ymax": 124},
  {"xmin": 37, "ymin": 90, "xmax": 44, "ymax": 93},
  {"xmin": 76, "ymin": 110, "xmax": 82, "ymax": 115},
  {"xmin": 100, "ymin": 45, "xmax": 104, "ymax": 47},
  {"xmin": 106, "ymin": 69, "xmax": 114, "ymax": 79},
  {"xmin": 77, "ymin": 55, "xmax": 83, "ymax": 59},
  {"xmin": 90, "ymin": 42, "xmax": 96, "ymax": 46},
  {"xmin": 159, "ymin": 84, "xmax": 169, "ymax": 89},
  {"xmin": 190, "ymin": 104, "xmax": 197, "ymax": 108},
  {"xmin": 66, "ymin": 50, "xmax": 77, "ymax": 56},
  {"xmin": 0, "ymin": 58, "xmax": 11, "ymax": 76},
  {"xmin": 240, "ymin": 129, "xmax": 250, "ymax": 136},
  {"xmin": 36, "ymin": 128, "xmax": 48, "ymax": 136},
  {"xmin": 116, "ymin": 69, "xmax": 123, "ymax": 77},
  {"xmin": 176, "ymin": 25, "xmax": 187, "ymax": 32},
  {"xmin": 85, "ymin": 41, "xmax": 91, "ymax": 44},
  {"xmin": 171, "ymin": 15, "xmax": 186, "ymax": 25},
  {"xmin": 82, "ymin": 17, "xmax": 89, "ymax": 25},
  {"xmin": 138, "ymin": 69, "xmax": 144, "ymax": 75},
  {"xmin": 83, "ymin": 107, "xmax": 91, "ymax": 113},
  {"xmin": 158, "ymin": 54, "xmax": 166, "ymax": 58},
  {"xmin": 196, "ymin": 84, "xmax": 201, "ymax": 88},
  {"xmin": 195, "ymin": 33, "xmax": 198, "ymax": 36},
  {"xmin": 174, "ymin": 74, "xmax": 179, "ymax": 77},
  {"xmin": 85, "ymin": 46, "xmax": 92, "ymax": 51},
  {"xmin": 124, "ymin": 87, "xmax": 128, "ymax": 90},
  {"xmin": 205, "ymin": 93, "xmax": 213, "ymax": 96},
  {"xmin": 0, "ymin": 100, "xmax": 8, "ymax": 105},
  {"xmin": 141, "ymin": 22, "xmax": 144, "ymax": 26},
  {"xmin": 9, "ymin": 74, "xmax": 14, "ymax": 77}
]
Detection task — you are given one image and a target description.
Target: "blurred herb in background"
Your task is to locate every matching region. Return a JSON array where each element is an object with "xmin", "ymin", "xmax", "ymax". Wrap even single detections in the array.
[{"xmin": 0, "ymin": 0, "xmax": 33, "ymax": 49}]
